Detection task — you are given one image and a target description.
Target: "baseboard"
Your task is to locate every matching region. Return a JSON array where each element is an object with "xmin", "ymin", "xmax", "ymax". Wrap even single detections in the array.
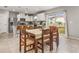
[
  {"xmin": 0, "ymin": 32, "xmax": 8, "ymax": 34},
  {"xmin": 68, "ymin": 36, "xmax": 79, "ymax": 40}
]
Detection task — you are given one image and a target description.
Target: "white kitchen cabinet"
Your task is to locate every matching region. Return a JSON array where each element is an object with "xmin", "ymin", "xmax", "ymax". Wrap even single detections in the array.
[{"xmin": 37, "ymin": 13, "xmax": 46, "ymax": 21}]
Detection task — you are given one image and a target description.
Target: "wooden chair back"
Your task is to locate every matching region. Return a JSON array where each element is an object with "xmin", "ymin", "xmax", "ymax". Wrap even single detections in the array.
[
  {"xmin": 17, "ymin": 25, "xmax": 33, "ymax": 30},
  {"xmin": 50, "ymin": 26, "xmax": 58, "ymax": 33},
  {"xmin": 50, "ymin": 26, "xmax": 59, "ymax": 48},
  {"xmin": 42, "ymin": 29, "xmax": 50, "ymax": 37},
  {"xmin": 38, "ymin": 28, "xmax": 52, "ymax": 53}
]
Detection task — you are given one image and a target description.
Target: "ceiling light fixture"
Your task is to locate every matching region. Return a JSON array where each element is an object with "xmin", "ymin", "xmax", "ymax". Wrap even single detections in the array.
[
  {"xmin": 26, "ymin": 8, "xmax": 30, "ymax": 21},
  {"xmin": 12, "ymin": 9, "xmax": 15, "ymax": 11}
]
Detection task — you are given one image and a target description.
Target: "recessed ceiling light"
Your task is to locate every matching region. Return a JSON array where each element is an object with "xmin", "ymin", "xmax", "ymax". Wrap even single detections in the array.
[{"xmin": 12, "ymin": 9, "xmax": 15, "ymax": 11}]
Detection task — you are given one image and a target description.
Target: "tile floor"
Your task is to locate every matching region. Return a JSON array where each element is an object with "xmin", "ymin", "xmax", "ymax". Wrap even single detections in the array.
[{"xmin": 0, "ymin": 33, "xmax": 79, "ymax": 53}]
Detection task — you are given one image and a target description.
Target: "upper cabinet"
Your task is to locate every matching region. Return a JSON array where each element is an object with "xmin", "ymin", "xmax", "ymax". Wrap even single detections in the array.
[
  {"xmin": 37, "ymin": 13, "xmax": 46, "ymax": 21},
  {"xmin": 25, "ymin": 16, "xmax": 34, "ymax": 21},
  {"xmin": 17, "ymin": 13, "xmax": 34, "ymax": 21}
]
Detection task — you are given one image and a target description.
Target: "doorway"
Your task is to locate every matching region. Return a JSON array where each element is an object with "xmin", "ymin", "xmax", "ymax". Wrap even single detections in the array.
[{"xmin": 46, "ymin": 11, "xmax": 68, "ymax": 37}]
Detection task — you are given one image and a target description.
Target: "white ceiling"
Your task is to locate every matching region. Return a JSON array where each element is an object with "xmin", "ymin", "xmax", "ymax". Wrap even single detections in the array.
[{"xmin": 0, "ymin": 6, "xmax": 59, "ymax": 14}]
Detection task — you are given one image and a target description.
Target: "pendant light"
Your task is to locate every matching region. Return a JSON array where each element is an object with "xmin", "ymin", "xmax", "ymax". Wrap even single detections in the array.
[{"xmin": 25, "ymin": 8, "xmax": 30, "ymax": 21}]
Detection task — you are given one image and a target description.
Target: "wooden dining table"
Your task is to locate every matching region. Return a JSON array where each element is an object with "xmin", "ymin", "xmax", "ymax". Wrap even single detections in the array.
[{"xmin": 26, "ymin": 28, "xmax": 49, "ymax": 53}]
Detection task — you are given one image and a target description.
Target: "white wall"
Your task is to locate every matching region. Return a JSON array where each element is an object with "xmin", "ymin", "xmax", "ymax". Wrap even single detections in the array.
[
  {"xmin": 46, "ymin": 6, "xmax": 79, "ymax": 38},
  {"xmin": 0, "ymin": 10, "xmax": 9, "ymax": 33},
  {"xmin": 65, "ymin": 7, "xmax": 79, "ymax": 37}
]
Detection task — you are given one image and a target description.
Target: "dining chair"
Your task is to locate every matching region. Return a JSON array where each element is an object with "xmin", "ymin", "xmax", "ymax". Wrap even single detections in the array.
[
  {"xmin": 18, "ymin": 25, "xmax": 35, "ymax": 53},
  {"xmin": 50, "ymin": 26, "xmax": 59, "ymax": 49},
  {"xmin": 37, "ymin": 28, "xmax": 52, "ymax": 53}
]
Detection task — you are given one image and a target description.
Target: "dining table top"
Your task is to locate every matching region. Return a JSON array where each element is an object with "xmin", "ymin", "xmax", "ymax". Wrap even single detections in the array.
[
  {"xmin": 26, "ymin": 29, "xmax": 42, "ymax": 35},
  {"xmin": 26, "ymin": 28, "xmax": 49, "ymax": 39}
]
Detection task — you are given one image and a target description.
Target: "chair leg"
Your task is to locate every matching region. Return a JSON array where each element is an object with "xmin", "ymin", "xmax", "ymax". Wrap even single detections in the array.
[
  {"xmin": 24, "ymin": 44, "xmax": 26, "ymax": 53},
  {"xmin": 50, "ymin": 39, "xmax": 53, "ymax": 51},
  {"xmin": 35, "ymin": 41, "xmax": 38, "ymax": 53},
  {"xmin": 19, "ymin": 40, "xmax": 21, "ymax": 52},
  {"xmin": 24, "ymin": 34, "xmax": 26, "ymax": 53},
  {"xmin": 34, "ymin": 37, "xmax": 38, "ymax": 53},
  {"xmin": 19, "ymin": 32, "xmax": 21, "ymax": 52},
  {"xmin": 42, "ymin": 45, "xmax": 44, "ymax": 53},
  {"xmin": 56, "ymin": 35, "xmax": 59, "ymax": 48},
  {"xmin": 56, "ymin": 31, "xmax": 59, "ymax": 48},
  {"xmin": 56, "ymin": 38, "xmax": 59, "ymax": 48},
  {"xmin": 42, "ymin": 40, "xmax": 44, "ymax": 53}
]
